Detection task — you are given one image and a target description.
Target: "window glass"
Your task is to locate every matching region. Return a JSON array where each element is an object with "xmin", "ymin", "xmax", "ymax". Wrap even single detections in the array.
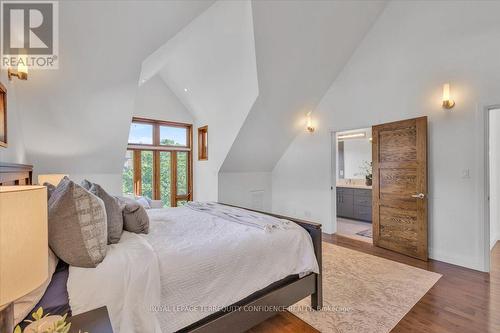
[
  {"xmin": 141, "ymin": 151, "xmax": 153, "ymax": 199},
  {"xmin": 177, "ymin": 152, "xmax": 188, "ymax": 196},
  {"xmin": 160, "ymin": 126, "xmax": 187, "ymax": 146},
  {"xmin": 128, "ymin": 123, "xmax": 153, "ymax": 144},
  {"xmin": 160, "ymin": 151, "xmax": 172, "ymax": 207},
  {"xmin": 122, "ymin": 150, "xmax": 134, "ymax": 195}
]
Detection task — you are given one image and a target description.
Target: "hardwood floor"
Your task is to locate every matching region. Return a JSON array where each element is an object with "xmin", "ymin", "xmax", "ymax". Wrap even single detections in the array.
[{"xmin": 248, "ymin": 235, "xmax": 500, "ymax": 333}]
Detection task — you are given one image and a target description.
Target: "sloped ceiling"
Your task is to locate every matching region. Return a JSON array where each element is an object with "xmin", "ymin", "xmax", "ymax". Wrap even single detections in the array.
[
  {"xmin": 220, "ymin": 0, "xmax": 387, "ymax": 172},
  {"xmin": 16, "ymin": 1, "xmax": 213, "ymax": 176},
  {"xmin": 139, "ymin": 1, "xmax": 259, "ymax": 200}
]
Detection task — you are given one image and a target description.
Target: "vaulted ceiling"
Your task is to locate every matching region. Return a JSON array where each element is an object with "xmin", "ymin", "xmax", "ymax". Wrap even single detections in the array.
[
  {"xmin": 142, "ymin": 0, "xmax": 387, "ymax": 173},
  {"xmin": 12, "ymin": 0, "xmax": 387, "ymax": 190},
  {"xmin": 221, "ymin": 0, "xmax": 387, "ymax": 172},
  {"xmin": 16, "ymin": 0, "xmax": 214, "ymax": 175}
]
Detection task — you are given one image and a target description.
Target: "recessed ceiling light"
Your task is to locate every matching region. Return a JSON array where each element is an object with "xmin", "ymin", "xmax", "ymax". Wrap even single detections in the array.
[{"xmin": 184, "ymin": 88, "xmax": 188, "ymax": 92}]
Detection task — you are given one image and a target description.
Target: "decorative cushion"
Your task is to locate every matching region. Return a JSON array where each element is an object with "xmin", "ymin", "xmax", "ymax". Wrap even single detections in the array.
[
  {"xmin": 80, "ymin": 179, "xmax": 92, "ymax": 190},
  {"xmin": 148, "ymin": 199, "xmax": 164, "ymax": 209},
  {"xmin": 87, "ymin": 182, "xmax": 124, "ymax": 244},
  {"xmin": 48, "ymin": 177, "xmax": 107, "ymax": 268},
  {"xmin": 115, "ymin": 196, "xmax": 150, "ymax": 234},
  {"xmin": 13, "ymin": 249, "xmax": 59, "ymax": 326}
]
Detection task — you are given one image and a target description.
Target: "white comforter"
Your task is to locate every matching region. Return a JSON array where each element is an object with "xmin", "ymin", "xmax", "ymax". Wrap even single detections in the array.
[{"xmin": 68, "ymin": 206, "xmax": 319, "ymax": 333}]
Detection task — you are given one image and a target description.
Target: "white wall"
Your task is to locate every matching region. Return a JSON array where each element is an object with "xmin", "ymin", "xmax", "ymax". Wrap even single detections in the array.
[
  {"xmin": 0, "ymin": 71, "xmax": 26, "ymax": 164},
  {"xmin": 342, "ymin": 138, "xmax": 371, "ymax": 179},
  {"xmin": 134, "ymin": 75, "xmax": 193, "ymax": 124},
  {"xmin": 143, "ymin": 1, "xmax": 259, "ymax": 202},
  {"xmin": 11, "ymin": 1, "xmax": 211, "ymax": 194},
  {"xmin": 272, "ymin": 1, "xmax": 500, "ymax": 271},
  {"xmin": 218, "ymin": 172, "xmax": 272, "ymax": 212},
  {"xmin": 490, "ymin": 109, "xmax": 500, "ymax": 249}
]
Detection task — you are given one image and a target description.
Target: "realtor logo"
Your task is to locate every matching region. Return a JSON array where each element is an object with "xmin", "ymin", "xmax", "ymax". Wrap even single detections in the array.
[{"xmin": 1, "ymin": 1, "xmax": 58, "ymax": 69}]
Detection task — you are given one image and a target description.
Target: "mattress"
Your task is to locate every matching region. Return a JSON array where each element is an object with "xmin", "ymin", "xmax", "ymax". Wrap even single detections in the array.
[{"xmin": 68, "ymin": 206, "xmax": 319, "ymax": 333}]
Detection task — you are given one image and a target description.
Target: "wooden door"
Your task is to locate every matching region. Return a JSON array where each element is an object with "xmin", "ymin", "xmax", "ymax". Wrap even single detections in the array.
[{"xmin": 372, "ymin": 117, "xmax": 428, "ymax": 260}]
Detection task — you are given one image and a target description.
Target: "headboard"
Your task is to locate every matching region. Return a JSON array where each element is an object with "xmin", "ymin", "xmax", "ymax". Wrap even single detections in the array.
[{"xmin": 0, "ymin": 162, "xmax": 33, "ymax": 185}]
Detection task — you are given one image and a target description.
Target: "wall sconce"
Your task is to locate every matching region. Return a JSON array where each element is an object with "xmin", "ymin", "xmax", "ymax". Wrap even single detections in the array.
[
  {"xmin": 442, "ymin": 83, "xmax": 455, "ymax": 109},
  {"xmin": 306, "ymin": 112, "xmax": 315, "ymax": 132},
  {"xmin": 8, "ymin": 55, "xmax": 28, "ymax": 81}
]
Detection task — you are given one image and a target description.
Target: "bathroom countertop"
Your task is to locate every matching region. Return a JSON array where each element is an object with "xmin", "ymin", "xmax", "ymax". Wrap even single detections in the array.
[{"xmin": 336, "ymin": 183, "xmax": 373, "ymax": 190}]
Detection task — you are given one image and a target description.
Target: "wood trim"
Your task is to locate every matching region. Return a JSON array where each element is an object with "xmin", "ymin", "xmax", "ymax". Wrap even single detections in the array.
[
  {"xmin": 127, "ymin": 117, "xmax": 193, "ymax": 203},
  {"xmin": 131, "ymin": 117, "xmax": 192, "ymax": 149},
  {"xmin": 0, "ymin": 162, "xmax": 33, "ymax": 185},
  {"xmin": 153, "ymin": 151, "xmax": 160, "ymax": 200},
  {"xmin": 416, "ymin": 116, "xmax": 428, "ymax": 260},
  {"xmin": 127, "ymin": 145, "xmax": 191, "ymax": 152},
  {"xmin": 188, "ymin": 126, "xmax": 193, "ymax": 200},
  {"xmin": 171, "ymin": 152, "xmax": 177, "ymax": 207},
  {"xmin": 0, "ymin": 82, "xmax": 7, "ymax": 148},
  {"xmin": 133, "ymin": 150, "xmax": 141, "ymax": 196},
  {"xmin": 198, "ymin": 125, "xmax": 208, "ymax": 161},
  {"xmin": 182, "ymin": 274, "xmax": 317, "ymax": 333}
]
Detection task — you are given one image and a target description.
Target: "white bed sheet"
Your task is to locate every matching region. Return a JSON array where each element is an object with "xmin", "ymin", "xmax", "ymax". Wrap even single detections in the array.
[
  {"xmin": 67, "ymin": 232, "xmax": 162, "ymax": 333},
  {"xmin": 68, "ymin": 206, "xmax": 319, "ymax": 333}
]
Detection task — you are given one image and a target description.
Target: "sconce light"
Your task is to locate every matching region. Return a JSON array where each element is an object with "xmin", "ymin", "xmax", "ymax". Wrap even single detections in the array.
[
  {"xmin": 442, "ymin": 83, "xmax": 455, "ymax": 109},
  {"xmin": 306, "ymin": 112, "xmax": 315, "ymax": 132},
  {"xmin": 8, "ymin": 55, "xmax": 28, "ymax": 81}
]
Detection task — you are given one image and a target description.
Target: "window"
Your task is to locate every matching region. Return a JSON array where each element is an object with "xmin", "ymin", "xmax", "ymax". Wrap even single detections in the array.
[
  {"xmin": 128, "ymin": 123, "xmax": 153, "ymax": 145},
  {"xmin": 123, "ymin": 117, "xmax": 192, "ymax": 207},
  {"xmin": 198, "ymin": 125, "xmax": 208, "ymax": 160}
]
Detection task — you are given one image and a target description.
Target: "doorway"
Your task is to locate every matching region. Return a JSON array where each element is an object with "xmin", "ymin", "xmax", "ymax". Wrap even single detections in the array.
[
  {"xmin": 334, "ymin": 128, "xmax": 373, "ymax": 243},
  {"xmin": 332, "ymin": 117, "xmax": 429, "ymax": 261}
]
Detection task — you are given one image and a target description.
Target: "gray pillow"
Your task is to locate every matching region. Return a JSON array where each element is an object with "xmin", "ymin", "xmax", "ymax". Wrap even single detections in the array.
[
  {"xmin": 88, "ymin": 182, "xmax": 124, "ymax": 244},
  {"xmin": 115, "ymin": 196, "xmax": 149, "ymax": 234},
  {"xmin": 80, "ymin": 179, "xmax": 92, "ymax": 190},
  {"xmin": 48, "ymin": 177, "xmax": 107, "ymax": 268}
]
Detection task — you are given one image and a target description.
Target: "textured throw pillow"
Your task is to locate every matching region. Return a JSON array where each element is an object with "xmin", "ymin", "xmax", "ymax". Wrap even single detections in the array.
[
  {"xmin": 88, "ymin": 182, "xmax": 123, "ymax": 244},
  {"xmin": 13, "ymin": 249, "xmax": 59, "ymax": 325},
  {"xmin": 80, "ymin": 179, "xmax": 92, "ymax": 190},
  {"xmin": 115, "ymin": 196, "xmax": 149, "ymax": 234},
  {"xmin": 43, "ymin": 182, "xmax": 56, "ymax": 200},
  {"xmin": 48, "ymin": 178, "xmax": 107, "ymax": 268}
]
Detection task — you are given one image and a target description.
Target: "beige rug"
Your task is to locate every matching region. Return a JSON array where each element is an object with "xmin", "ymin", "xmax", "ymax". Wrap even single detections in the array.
[{"xmin": 289, "ymin": 243, "xmax": 441, "ymax": 333}]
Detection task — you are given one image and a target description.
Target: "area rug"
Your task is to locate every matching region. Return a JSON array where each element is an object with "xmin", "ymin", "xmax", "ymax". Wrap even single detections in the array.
[
  {"xmin": 355, "ymin": 229, "xmax": 372, "ymax": 238},
  {"xmin": 289, "ymin": 243, "xmax": 441, "ymax": 333}
]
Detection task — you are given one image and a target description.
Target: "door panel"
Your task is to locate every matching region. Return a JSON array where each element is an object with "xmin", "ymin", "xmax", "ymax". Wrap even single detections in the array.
[{"xmin": 372, "ymin": 117, "xmax": 428, "ymax": 260}]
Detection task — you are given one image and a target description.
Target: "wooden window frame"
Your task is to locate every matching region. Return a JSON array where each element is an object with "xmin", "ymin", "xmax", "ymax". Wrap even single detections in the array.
[
  {"xmin": 127, "ymin": 117, "xmax": 193, "ymax": 207},
  {"xmin": 198, "ymin": 125, "xmax": 208, "ymax": 160}
]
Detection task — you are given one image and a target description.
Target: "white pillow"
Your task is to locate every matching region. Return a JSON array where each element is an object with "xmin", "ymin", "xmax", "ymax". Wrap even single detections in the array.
[
  {"xmin": 14, "ymin": 249, "xmax": 59, "ymax": 325},
  {"xmin": 149, "ymin": 200, "xmax": 163, "ymax": 209}
]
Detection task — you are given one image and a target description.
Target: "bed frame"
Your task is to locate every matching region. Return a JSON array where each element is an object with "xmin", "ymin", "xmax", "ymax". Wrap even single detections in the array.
[{"xmin": 0, "ymin": 163, "xmax": 322, "ymax": 333}]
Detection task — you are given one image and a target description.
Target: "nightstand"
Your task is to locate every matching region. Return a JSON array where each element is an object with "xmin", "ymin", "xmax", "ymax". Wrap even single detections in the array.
[{"xmin": 68, "ymin": 307, "xmax": 113, "ymax": 333}]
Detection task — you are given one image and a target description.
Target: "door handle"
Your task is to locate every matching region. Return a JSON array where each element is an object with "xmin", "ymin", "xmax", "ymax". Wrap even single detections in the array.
[{"xmin": 411, "ymin": 193, "xmax": 425, "ymax": 199}]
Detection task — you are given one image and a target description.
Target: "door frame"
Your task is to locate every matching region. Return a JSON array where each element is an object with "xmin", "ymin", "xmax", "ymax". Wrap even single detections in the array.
[
  {"xmin": 483, "ymin": 104, "xmax": 500, "ymax": 272},
  {"xmin": 329, "ymin": 127, "xmax": 374, "ymax": 240}
]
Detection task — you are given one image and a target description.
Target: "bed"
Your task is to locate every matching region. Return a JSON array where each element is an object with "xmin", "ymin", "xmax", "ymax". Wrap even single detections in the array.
[{"xmin": 1, "ymin": 163, "xmax": 322, "ymax": 333}]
